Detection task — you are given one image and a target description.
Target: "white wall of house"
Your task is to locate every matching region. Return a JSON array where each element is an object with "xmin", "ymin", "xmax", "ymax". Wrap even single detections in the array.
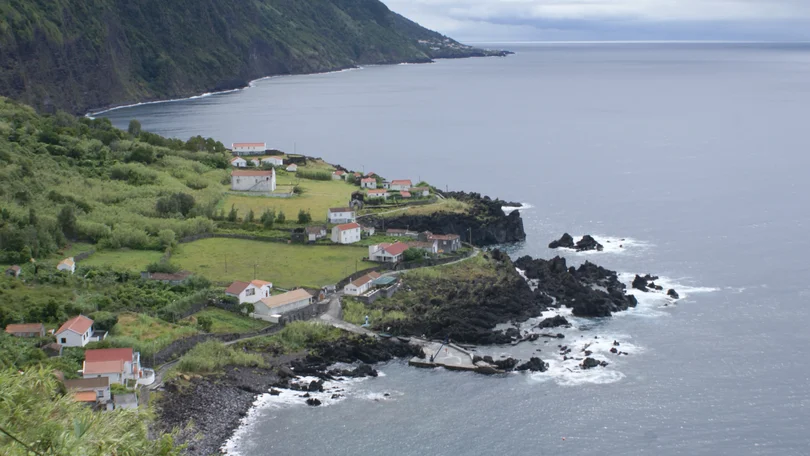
[
  {"xmin": 229, "ymin": 284, "xmax": 271, "ymax": 304},
  {"xmin": 262, "ymin": 157, "xmax": 284, "ymax": 166},
  {"xmin": 327, "ymin": 211, "xmax": 355, "ymax": 224},
  {"xmin": 254, "ymin": 297, "xmax": 312, "ymax": 316},
  {"xmin": 231, "ymin": 173, "xmax": 276, "ymax": 192},
  {"xmin": 344, "ymin": 281, "xmax": 372, "ymax": 296},
  {"xmin": 331, "ymin": 227, "xmax": 361, "ymax": 244},
  {"xmin": 361, "ymin": 180, "xmax": 377, "ymax": 189},
  {"xmin": 86, "ymin": 371, "xmax": 123, "ymax": 385},
  {"xmin": 367, "ymin": 191, "xmax": 389, "ymax": 200},
  {"xmin": 233, "ymin": 144, "xmax": 266, "ymax": 154},
  {"xmin": 368, "ymin": 246, "xmax": 402, "ymax": 263},
  {"xmin": 56, "ymin": 327, "xmax": 92, "ymax": 347},
  {"xmin": 391, "ymin": 183, "xmax": 411, "ymax": 191},
  {"xmin": 231, "ymin": 157, "xmax": 247, "ymax": 167},
  {"xmin": 57, "ymin": 261, "xmax": 75, "ymax": 274}
]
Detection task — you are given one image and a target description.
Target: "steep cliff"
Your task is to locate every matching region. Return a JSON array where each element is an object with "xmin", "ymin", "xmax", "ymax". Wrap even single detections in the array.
[{"xmin": 0, "ymin": 0, "xmax": 507, "ymax": 114}]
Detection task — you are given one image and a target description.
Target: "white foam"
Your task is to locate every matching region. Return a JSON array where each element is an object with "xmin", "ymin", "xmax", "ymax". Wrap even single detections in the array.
[
  {"xmin": 502, "ymin": 203, "xmax": 533, "ymax": 215},
  {"xmin": 552, "ymin": 235, "xmax": 651, "ymax": 256}
]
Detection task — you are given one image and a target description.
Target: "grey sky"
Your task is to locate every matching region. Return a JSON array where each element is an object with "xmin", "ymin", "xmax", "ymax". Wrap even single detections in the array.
[{"xmin": 383, "ymin": 0, "xmax": 810, "ymax": 41}]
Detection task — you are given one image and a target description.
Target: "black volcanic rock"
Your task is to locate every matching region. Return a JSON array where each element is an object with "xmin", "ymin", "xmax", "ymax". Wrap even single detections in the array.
[
  {"xmin": 549, "ymin": 233, "xmax": 575, "ymax": 249},
  {"xmin": 632, "ymin": 274, "xmax": 650, "ymax": 292},
  {"xmin": 667, "ymin": 289, "xmax": 680, "ymax": 299},
  {"xmin": 581, "ymin": 357, "xmax": 601, "ymax": 369},
  {"xmin": 575, "ymin": 235, "xmax": 604, "ymax": 252},
  {"xmin": 516, "ymin": 357, "xmax": 548, "ymax": 372},
  {"xmin": 536, "ymin": 315, "xmax": 570, "ymax": 329},
  {"xmin": 515, "ymin": 256, "xmax": 638, "ymax": 317},
  {"xmin": 306, "ymin": 398, "xmax": 322, "ymax": 406}
]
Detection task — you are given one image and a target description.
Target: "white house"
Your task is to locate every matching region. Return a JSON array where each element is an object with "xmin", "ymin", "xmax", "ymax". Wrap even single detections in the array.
[
  {"xmin": 361, "ymin": 178, "xmax": 377, "ymax": 189},
  {"xmin": 327, "ymin": 207, "xmax": 356, "ymax": 224},
  {"xmin": 390, "ymin": 179, "xmax": 412, "ymax": 191},
  {"xmin": 367, "ymin": 189, "xmax": 389, "ymax": 200},
  {"xmin": 332, "ymin": 170, "xmax": 346, "ymax": 180},
  {"xmin": 331, "ymin": 222, "xmax": 362, "ymax": 244},
  {"xmin": 64, "ymin": 377, "xmax": 111, "ymax": 404},
  {"xmin": 231, "ymin": 169, "xmax": 276, "ymax": 192},
  {"xmin": 411, "ymin": 186, "xmax": 430, "ymax": 197},
  {"xmin": 55, "ymin": 315, "xmax": 104, "ymax": 347},
  {"xmin": 405, "ymin": 240, "xmax": 439, "ymax": 255},
  {"xmin": 343, "ymin": 272, "xmax": 381, "ymax": 296},
  {"xmin": 82, "ymin": 348, "xmax": 142, "ymax": 385},
  {"xmin": 252, "ymin": 289, "xmax": 313, "ymax": 320},
  {"xmin": 250, "ymin": 158, "xmax": 262, "ymax": 167},
  {"xmin": 368, "ymin": 242, "xmax": 409, "ymax": 263},
  {"xmin": 305, "ymin": 225, "xmax": 328, "ymax": 242},
  {"xmin": 286, "ymin": 163, "xmax": 298, "ymax": 172},
  {"xmin": 232, "ymin": 142, "xmax": 266, "ymax": 155},
  {"xmin": 57, "ymin": 257, "xmax": 75, "ymax": 274},
  {"xmin": 225, "ymin": 280, "xmax": 273, "ymax": 304},
  {"xmin": 230, "ymin": 156, "xmax": 247, "ymax": 168},
  {"xmin": 262, "ymin": 156, "xmax": 284, "ymax": 166}
]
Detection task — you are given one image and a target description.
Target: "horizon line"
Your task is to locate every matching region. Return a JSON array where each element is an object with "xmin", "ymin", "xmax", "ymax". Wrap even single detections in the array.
[{"xmin": 464, "ymin": 40, "xmax": 810, "ymax": 45}]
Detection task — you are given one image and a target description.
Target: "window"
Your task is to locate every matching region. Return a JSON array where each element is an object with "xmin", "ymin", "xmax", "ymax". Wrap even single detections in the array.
[
  {"xmin": 97, "ymin": 390, "xmax": 104, "ymax": 399},
  {"xmin": 60, "ymin": 337, "xmax": 66, "ymax": 344},
  {"xmin": 246, "ymin": 288, "xmax": 255, "ymax": 296}
]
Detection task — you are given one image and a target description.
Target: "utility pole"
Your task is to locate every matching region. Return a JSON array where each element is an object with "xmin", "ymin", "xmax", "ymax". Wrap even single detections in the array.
[{"xmin": 253, "ymin": 262, "xmax": 257, "ymax": 280}]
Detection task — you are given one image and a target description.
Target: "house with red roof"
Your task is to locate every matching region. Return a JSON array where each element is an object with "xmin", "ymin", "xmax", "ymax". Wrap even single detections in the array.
[
  {"xmin": 82, "ymin": 348, "xmax": 144, "ymax": 385},
  {"xmin": 400, "ymin": 191, "xmax": 412, "ymax": 198},
  {"xmin": 367, "ymin": 189, "xmax": 389, "ymax": 200},
  {"xmin": 65, "ymin": 376, "xmax": 111, "ymax": 405},
  {"xmin": 361, "ymin": 177, "xmax": 377, "ymax": 189},
  {"xmin": 55, "ymin": 315, "xmax": 105, "ymax": 347},
  {"xmin": 232, "ymin": 142, "xmax": 266, "ymax": 155},
  {"xmin": 368, "ymin": 242, "xmax": 410, "ymax": 263},
  {"xmin": 390, "ymin": 179, "xmax": 412, "ymax": 191},
  {"xmin": 5, "ymin": 265, "xmax": 21, "ymax": 278},
  {"xmin": 331, "ymin": 222, "xmax": 361, "ymax": 244},
  {"xmin": 231, "ymin": 168, "xmax": 276, "ymax": 192},
  {"xmin": 225, "ymin": 279, "xmax": 273, "ymax": 304},
  {"xmin": 344, "ymin": 272, "xmax": 382, "ymax": 296},
  {"xmin": 230, "ymin": 156, "xmax": 247, "ymax": 168},
  {"xmin": 5, "ymin": 323, "xmax": 45, "ymax": 338},
  {"xmin": 332, "ymin": 170, "xmax": 346, "ymax": 180},
  {"xmin": 57, "ymin": 257, "xmax": 75, "ymax": 274}
]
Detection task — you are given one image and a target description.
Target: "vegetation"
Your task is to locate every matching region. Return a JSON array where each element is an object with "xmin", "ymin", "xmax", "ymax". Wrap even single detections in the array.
[
  {"xmin": 342, "ymin": 298, "xmax": 407, "ymax": 328},
  {"xmin": 186, "ymin": 308, "xmax": 267, "ymax": 334},
  {"xmin": 236, "ymin": 321, "xmax": 343, "ymax": 354},
  {"xmin": 0, "ymin": 0, "xmax": 491, "ymax": 114},
  {"xmin": 0, "ymin": 367, "xmax": 181, "ymax": 455},
  {"xmin": 222, "ymin": 178, "xmax": 356, "ymax": 223},
  {"xmin": 91, "ymin": 312, "xmax": 198, "ymax": 358},
  {"xmin": 175, "ymin": 340, "xmax": 264, "ymax": 374}
]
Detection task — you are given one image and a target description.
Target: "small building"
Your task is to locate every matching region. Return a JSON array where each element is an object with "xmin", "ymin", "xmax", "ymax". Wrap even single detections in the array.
[
  {"xmin": 368, "ymin": 242, "xmax": 409, "ymax": 263},
  {"xmin": 113, "ymin": 393, "xmax": 139, "ymax": 410},
  {"xmin": 57, "ymin": 257, "xmax": 75, "ymax": 274},
  {"xmin": 360, "ymin": 178, "xmax": 377, "ymax": 189},
  {"xmin": 344, "ymin": 272, "xmax": 381, "ymax": 296},
  {"xmin": 400, "ymin": 191, "xmax": 412, "ymax": 199},
  {"xmin": 286, "ymin": 163, "xmax": 298, "ymax": 172},
  {"xmin": 43, "ymin": 342, "xmax": 63, "ymax": 357},
  {"xmin": 262, "ymin": 156, "xmax": 284, "ymax": 166},
  {"xmin": 65, "ymin": 377, "xmax": 111, "ymax": 404},
  {"xmin": 232, "ymin": 142, "xmax": 266, "ymax": 155},
  {"xmin": 305, "ymin": 225, "xmax": 328, "ymax": 242},
  {"xmin": 406, "ymin": 240, "xmax": 439, "ymax": 255},
  {"xmin": 5, "ymin": 265, "xmax": 21, "ymax": 278},
  {"xmin": 382, "ymin": 181, "xmax": 391, "ymax": 189},
  {"xmin": 361, "ymin": 225, "xmax": 376, "ymax": 237},
  {"xmin": 225, "ymin": 280, "xmax": 273, "ymax": 304},
  {"xmin": 327, "ymin": 207, "xmax": 356, "ymax": 224},
  {"xmin": 231, "ymin": 169, "xmax": 276, "ymax": 192},
  {"xmin": 230, "ymin": 156, "xmax": 247, "ymax": 168},
  {"xmin": 253, "ymin": 289, "xmax": 313, "ymax": 320},
  {"xmin": 367, "ymin": 189, "xmax": 389, "ymax": 200},
  {"xmin": 332, "ymin": 170, "xmax": 346, "ymax": 180},
  {"xmin": 250, "ymin": 158, "xmax": 262, "ymax": 167},
  {"xmin": 140, "ymin": 271, "xmax": 193, "ymax": 285},
  {"xmin": 82, "ymin": 348, "xmax": 142, "ymax": 385},
  {"xmin": 411, "ymin": 187, "xmax": 430, "ymax": 197},
  {"xmin": 386, "ymin": 229, "xmax": 418, "ymax": 238},
  {"xmin": 5, "ymin": 323, "xmax": 45, "ymax": 338},
  {"xmin": 390, "ymin": 179, "xmax": 412, "ymax": 191},
  {"xmin": 55, "ymin": 315, "xmax": 104, "ymax": 347},
  {"xmin": 331, "ymin": 222, "xmax": 361, "ymax": 244},
  {"xmin": 419, "ymin": 231, "xmax": 462, "ymax": 253}
]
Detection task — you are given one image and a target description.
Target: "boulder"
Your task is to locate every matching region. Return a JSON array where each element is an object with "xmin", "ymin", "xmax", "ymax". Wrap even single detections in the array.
[
  {"xmin": 268, "ymin": 388, "xmax": 282, "ymax": 396},
  {"xmin": 492, "ymin": 357, "xmax": 519, "ymax": 371},
  {"xmin": 516, "ymin": 357, "xmax": 548, "ymax": 372},
  {"xmin": 667, "ymin": 289, "xmax": 680, "ymax": 299},
  {"xmin": 536, "ymin": 315, "xmax": 570, "ymax": 329},
  {"xmin": 581, "ymin": 357, "xmax": 601, "ymax": 369},
  {"xmin": 548, "ymin": 233, "xmax": 575, "ymax": 249},
  {"xmin": 575, "ymin": 235, "xmax": 604, "ymax": 252},
  {"xmin": 632, "ymin": 274, "xmax": 650, "ymax": 292},
  {"xmin": 306, "ymin": 398, "xmax": 321, "ymax": 406},
  {"xmin": 308, "ymin": 380, "xmax": 324, "ymax": 392}
]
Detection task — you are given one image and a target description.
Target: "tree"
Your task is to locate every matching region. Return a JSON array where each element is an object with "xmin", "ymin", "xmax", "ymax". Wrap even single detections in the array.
[
  {"xmin": 197, "ymin": 315, "xmax": 213, "ymax": 332},
  {"xmin": 260, "ymin": 209, "xmax": 275, "ymax": 228},
  {"xmin": 89, "ymin": 311, "xmax": 118, "ymax": 332},
  {"xmin": 297, "ymin": 209, "xmax": 312, "ymax": 224},
  {"xmin": 227, "ymin": 205, "xmax": 238, "ymax": 222},
  {"xmin": 127, "ymin": 144, "xmax": 155, "ymax": 164},
  {"xmin": 245, "ymin": 209, "xmax": 255, "ymax": 223},
  {"xmin": 128, "ymin": 119, "xmax": 142, "ymax": 136},
  {"xmin": 57, "ymin": 205, "xmax": 77, "ymax": 239},
  {"xmin": 403, "ymin": 248, "xmax": 424, "ymax": 262},
  {"xmin": 156, "ymin": 193, "xmax": 195, "ymax": 217},
  {"xmin": 158, "ymin": 229, "xmax": 176, "ymax": 249},
  {"xmin": 276, "ymin": 210, "xmax": 286, "ymax": 224}
]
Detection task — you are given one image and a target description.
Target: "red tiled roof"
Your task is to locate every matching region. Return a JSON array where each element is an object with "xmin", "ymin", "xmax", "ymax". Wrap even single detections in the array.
[
  {"xmin": 56, "ymin": 315, "xmax": 93, "ymax": 336},
  {"xmin": 73, "ymin": 391, "xmax": 97, "ymax": 402},
  {"xmin": 226, "ymin": 281, "xmax": 250, "ymax": 295},
  {"xmin": 8, "ymin": 265, "xmax": 21, "ymax": 272},
  {"xmin": 233, "ymin": 143, "xmax": 266, "ymax": 148},
  {"xmin": 85, "ymin": 348, "xmax": 133, "ymax": 363},
  {"xmin": 335, "ymin": 222, "xmax": 360, "ymax": 231},
  {"xmin": 429, "ymin": 233, "xmax": 461, "ymax": 241},
  {"xmin": 5, "ymin": 323, "xmax": 44, "ymax": 334},
  {"xmin": 334, "ymin": 170, "xmax": 345, "ymax": 175},
  {"xmin": 251, "ymin": 280, "xmax": 272, "ymax": 288},
  {"xmin": 368, "ymin": 189, "xmax": 387, "ymax": 194},
  {"xmin": 361, "ymin": 178, "xmax": 375, "ymax": 183},
  {"xmin": 232, "ymin": 170, "xmax": 274, "ymax": 177},
  {"xmin": 83, "ymin": 360, "xmax": 124, "ymax": 375},
  {"xmin": 400, "ymin": 191, "xmax": 411, "ymax": 198},
  {"xmin": 350, "ymin": 271, "xmax": 381, "ymax": 288},
  {"xmin": 391, "ymin": 179, "xmax": 412, "ymax": 186},
  {"xmin": 328, "ymin": 207, "xmax": 354, "ymax": 213},
  {"xmin": 384, "ymin": 242, "xmax": 410, "ymax": 256}
]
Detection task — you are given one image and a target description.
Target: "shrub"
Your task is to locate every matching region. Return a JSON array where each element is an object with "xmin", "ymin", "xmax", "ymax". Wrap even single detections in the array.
[
  {"xmin": 146, "ymin": 261, "xmax": 180, "ymax": 274},
  {"xmin": 296, "ymin": 169, "xmax": 332, "ymax": 181},
  {"xmin": 89, "ymin": 311, "xmax": 119, "ymax": 332},
  {"xmin": 276, "ymin": 210, "xmax": 286, "ymax": 224},
  {"xmin": 176, "ymin": 340, "xmax": 264, "ymax": 374},
  {"xmin": 260, "ymin": 209, "xmax": 275, "ymax": 228},
  {"xmin": 156, "ymin": 192, "xmax": 195, "ymax": 217},
  {"xmin": 297, "ymin": 209, "xmax": 311, "ymax": 224},
  {"xmin": 197, "ymin": 315, "xmax": 213, "ymax": 332}
]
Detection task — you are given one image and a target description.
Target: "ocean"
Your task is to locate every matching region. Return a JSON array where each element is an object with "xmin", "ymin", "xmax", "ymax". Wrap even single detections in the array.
[{"xmin": 100, "ymin": 43, "xmax": 810, "ymax": 455}]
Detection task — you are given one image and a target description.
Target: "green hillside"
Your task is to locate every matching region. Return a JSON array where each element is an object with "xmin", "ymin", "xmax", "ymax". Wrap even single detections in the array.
[{"xmin": 0, "ymin": 0, "xmax": 505, "ymax": 114}]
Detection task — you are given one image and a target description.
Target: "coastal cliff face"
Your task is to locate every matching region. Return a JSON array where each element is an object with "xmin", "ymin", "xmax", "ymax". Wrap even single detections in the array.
[
  {"xmin": 0, "ymin": 0, "xmax": 506, "ymax": 114},
  {"xmin": 365, "ymin": 191, "xmax": 527, "ymax": 246}
]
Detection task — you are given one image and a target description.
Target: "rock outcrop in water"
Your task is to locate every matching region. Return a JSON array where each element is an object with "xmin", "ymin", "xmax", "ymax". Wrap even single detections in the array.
[
  {"xmin": 548, "ymin": 233, "xmax": 604, "ymax": 251},
  {"xmin": 549, "ymin": 233, "xmax": 575, "ymax": 249},
  {"xmin": 363, "ymin": 192, "xmax": 526, "ymax": 246},
  {"xmin": 514, "ymin": 256, "xmax": 638, "ymax": 317}
]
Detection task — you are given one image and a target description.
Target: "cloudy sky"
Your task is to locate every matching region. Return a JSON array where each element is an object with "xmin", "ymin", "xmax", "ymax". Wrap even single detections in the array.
[{"xmin": 383, "ymin": 0, "xmax": 810, "ymax": 42}]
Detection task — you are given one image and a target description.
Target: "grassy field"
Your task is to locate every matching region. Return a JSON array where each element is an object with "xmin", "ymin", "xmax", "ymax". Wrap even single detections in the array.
[
  {"xmin": 342, "ymin": 297, "xmax": 407, "ymax": 327},
  {"xmin": 107, "ymin": 312, "xmax": 198, "ymax": 357},
  {"xmin": 170, "ymin": 238, "xmax": 373, "ymax": 287},
  {"xmin": 222, "ymin": 177, "xmax": 357, "ymax": 223},
  {"xmin": 366, "ymin": 198, "xmax": 472, "ymax": 218},
  {"xmin": 187, "ymin": 308, "xmax": 269, "ymax": 334},
  {"xmin": 79, "ymin": 249, "xmax": 162, "ymax": 271}
]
